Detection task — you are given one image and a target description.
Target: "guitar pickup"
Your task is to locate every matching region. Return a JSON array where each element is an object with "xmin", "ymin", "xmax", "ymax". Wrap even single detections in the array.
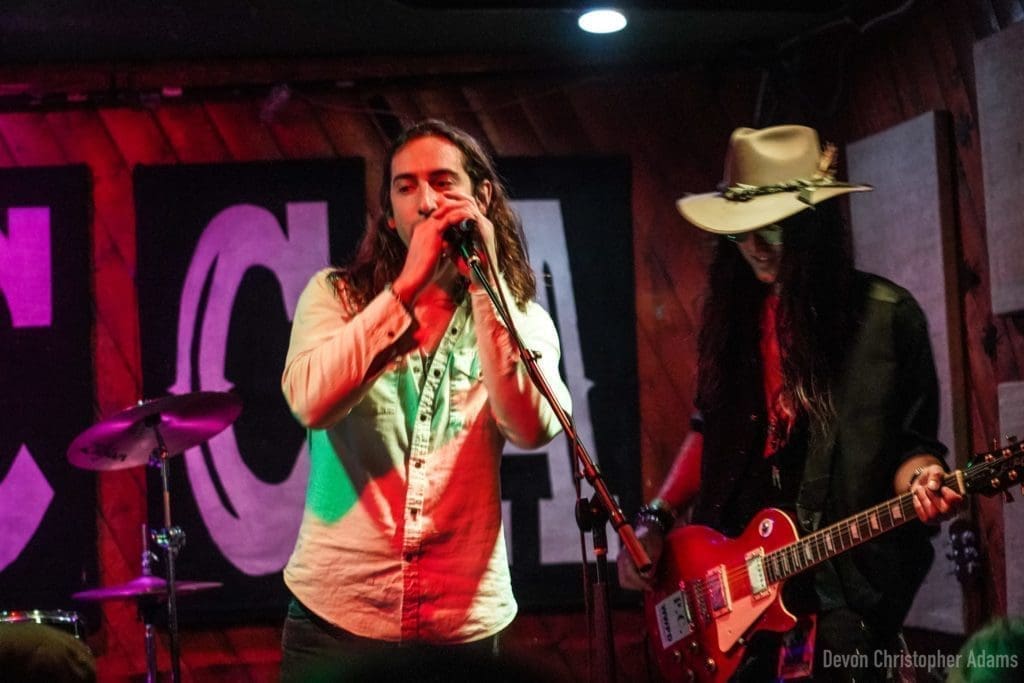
[
  {"xmin": 704, "ymin": 565, "xmax": 731, "ymax": 616},
  {"xmin": 745, "ymin": 548, "xmax": 769, "ymax": 598}
]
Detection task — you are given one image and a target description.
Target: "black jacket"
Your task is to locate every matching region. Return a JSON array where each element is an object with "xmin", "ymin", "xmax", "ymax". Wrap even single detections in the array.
[{"xmin": 691, "ymin": 272, "xmax": 946, "ymax": 635}]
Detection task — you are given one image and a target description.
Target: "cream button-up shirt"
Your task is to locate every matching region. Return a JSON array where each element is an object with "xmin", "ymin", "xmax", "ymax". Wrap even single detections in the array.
[{"xmin": 282, "ymin": 269, "xmax": 569, "ymax": 643}]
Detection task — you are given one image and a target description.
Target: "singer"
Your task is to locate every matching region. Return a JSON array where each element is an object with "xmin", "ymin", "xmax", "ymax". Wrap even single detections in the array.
[{"xmin": 279, "ymin": 119, "xmax": 570, "ymax": 681}]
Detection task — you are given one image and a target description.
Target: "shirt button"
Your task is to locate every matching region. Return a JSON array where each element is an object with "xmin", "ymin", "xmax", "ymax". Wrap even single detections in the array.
[
  {"xmin": 419, "ymin": 414, "xmax": 427, "ymax": 421},
  {"xmin": 414, "ymin": 460, "xmax": 422, "ymax": 468},
  {"xmin": 432, "ymin": 369, "xmax": 441, "ymax": 378},
  {"xmin": 404, "ymin": 552, "xmax": 414, "ymax": 562},
  {"xmin": 450, "ymin": 326, "xmax": 458, "ymax": 335}
]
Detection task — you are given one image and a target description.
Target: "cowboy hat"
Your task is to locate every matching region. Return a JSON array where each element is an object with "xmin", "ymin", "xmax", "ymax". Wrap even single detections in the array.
[{"xmin": 676, "ymin": 125, "xmax": 872, "ymax": 235}]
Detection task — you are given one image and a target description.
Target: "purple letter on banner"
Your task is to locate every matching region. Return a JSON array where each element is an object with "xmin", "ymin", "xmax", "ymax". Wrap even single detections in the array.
[{"xmin": 0, "ymin": 207, "xmax": 55, "ymax": 571}]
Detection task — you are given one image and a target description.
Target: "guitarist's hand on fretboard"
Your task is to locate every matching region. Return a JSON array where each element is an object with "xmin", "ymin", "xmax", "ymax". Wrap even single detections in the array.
[{"xmin": 902, "ymin": 459, "xmax": 965, "ymax": 524}]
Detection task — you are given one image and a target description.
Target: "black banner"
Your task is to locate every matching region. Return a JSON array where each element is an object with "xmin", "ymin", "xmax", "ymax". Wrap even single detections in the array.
[
  {"xmin": 498, "ymin": 157, "xmax": 639, "ymax": 608},
  {"xmin": 135, "ymin": 160, "xmax": 366, "ymax": 622},
  {"xmin": 0, "ymin": 166, "xmax": 96, "ymax": 618}
]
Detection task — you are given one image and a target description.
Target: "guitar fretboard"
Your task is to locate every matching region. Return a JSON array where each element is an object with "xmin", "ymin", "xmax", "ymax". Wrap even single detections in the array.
[{"xmin": 763, "ymin": 472, "xmax": 958, "ymax": 583}]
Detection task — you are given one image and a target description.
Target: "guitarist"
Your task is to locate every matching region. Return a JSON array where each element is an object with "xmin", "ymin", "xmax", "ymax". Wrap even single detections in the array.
[{"xmin": 618, "ymin": 125, "xmax": 963, "ymax": 681}]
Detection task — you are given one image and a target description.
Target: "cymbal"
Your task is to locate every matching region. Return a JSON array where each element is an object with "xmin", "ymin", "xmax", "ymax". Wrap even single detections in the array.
[
  {"xmin": 72, "ymin": 576, "xmax": 223, "ymax": 602},
  {"xmin": 68, "ymin": 391, "xmax": 242, "ymax": 471}
]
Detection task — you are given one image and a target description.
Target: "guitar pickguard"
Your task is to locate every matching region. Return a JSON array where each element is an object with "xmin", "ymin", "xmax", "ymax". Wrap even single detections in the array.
[{"xmin": 647, "ymin": 508, "xmax": 800, "ymax": 682}]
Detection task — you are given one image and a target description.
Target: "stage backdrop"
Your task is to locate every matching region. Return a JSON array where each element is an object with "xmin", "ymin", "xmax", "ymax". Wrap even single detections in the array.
[
  {"xmin": 135, "ymin": 159, "xmax": 365, "ymax": 622},
  {"xmin": 134, "ymin": 156, "xmax": 637, "ymax": 621},
  {"xmin": 499, "ymin": 157, "xmax": 639, "ymax": 607},
  {"xmin": 0, "ymin": 166, "xmax": 97, "ymax": 616}
]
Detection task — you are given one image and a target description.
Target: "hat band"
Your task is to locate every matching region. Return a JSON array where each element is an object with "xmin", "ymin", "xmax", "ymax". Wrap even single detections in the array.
[{"xmin": 720, "ymin": 177, "xmax": 862, "ymax": 206}]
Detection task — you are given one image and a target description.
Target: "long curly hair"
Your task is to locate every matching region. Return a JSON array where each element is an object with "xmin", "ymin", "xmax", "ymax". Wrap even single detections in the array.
[
  {"xmin": 330, "ymin": 119, "xmax": 536, "ymax": 312},
  {"xmin": 695, "ymin": 200, "xmax": 860, "ymax": 442}
]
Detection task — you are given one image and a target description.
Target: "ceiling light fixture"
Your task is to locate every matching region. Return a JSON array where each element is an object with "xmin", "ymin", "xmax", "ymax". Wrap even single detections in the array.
[{"xmin": 578, "ymin": 8, "xmax": 627, "ymax": 34}]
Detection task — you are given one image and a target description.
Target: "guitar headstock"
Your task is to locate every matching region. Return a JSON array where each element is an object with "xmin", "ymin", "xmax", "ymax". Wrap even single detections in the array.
[{"xmin": 963, "ymin": 437, "xmax": 1024, "ymax": 497}]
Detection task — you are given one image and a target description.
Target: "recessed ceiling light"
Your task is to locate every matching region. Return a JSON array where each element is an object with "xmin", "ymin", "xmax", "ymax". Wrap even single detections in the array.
[{"xmin": 578, "ymin": 9, "xmax": 627, "ymax": 35}]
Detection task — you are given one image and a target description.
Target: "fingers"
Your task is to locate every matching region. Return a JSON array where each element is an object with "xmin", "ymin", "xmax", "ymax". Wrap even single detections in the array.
[
  {"xmin": 432, "ymin": 192, "xmax": 484, "ymax": 226},
  {"xmin": 617, "ymin": 527, "xmax": 666, "ymax": 591},
  {"xmin": 910, "ymin": 465, "xmax": 963, "ymax": 523},
  {"xmin": 616, "ymin": 552, "xmax": 654, "ymax": 591}
]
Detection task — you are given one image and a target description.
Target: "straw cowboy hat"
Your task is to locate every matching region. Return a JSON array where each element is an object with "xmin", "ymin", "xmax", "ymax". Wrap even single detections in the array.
[{"xmin": 676, "ymin": 125, "xmax": 872, "ymax": 235}]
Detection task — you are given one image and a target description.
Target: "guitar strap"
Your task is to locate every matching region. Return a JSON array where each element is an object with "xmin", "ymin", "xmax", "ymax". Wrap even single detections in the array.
[{"xmin": 795, "ymin": 423, "xmax": 838, "ymax": 533}]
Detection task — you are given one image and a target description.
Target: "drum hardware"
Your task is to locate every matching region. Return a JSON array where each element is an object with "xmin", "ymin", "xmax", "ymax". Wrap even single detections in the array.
[
  {"xmin": 0, "ymin": 609, "xmax": 85, "ymax": 640},
  {"xmin": 73, "ymin": 524, "xmax": 222, "ymax": 683},
  {"xmin": 68, "ymin": 391, "xmax": 240, "ymax": 683}
]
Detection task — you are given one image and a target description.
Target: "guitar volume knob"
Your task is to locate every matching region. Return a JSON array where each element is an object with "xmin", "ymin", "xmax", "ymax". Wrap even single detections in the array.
[{"xmin": 705, "ymin": 657, "xmax": 717, "ymax": 673}]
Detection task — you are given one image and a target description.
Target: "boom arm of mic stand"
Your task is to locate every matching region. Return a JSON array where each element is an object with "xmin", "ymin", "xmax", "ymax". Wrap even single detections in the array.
[{"xmin": 458, "ymin": 244, "xmax": 652, "ymax": 574}]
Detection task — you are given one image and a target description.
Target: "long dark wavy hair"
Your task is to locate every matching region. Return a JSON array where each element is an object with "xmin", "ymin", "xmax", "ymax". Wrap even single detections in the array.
[
  {"xmin": 695, "ymin": 200, "xmax": 860, "ymax": 443},
  {"xmin": 329, "ymin": 119, "xmax": 536, "ymax": 312}
]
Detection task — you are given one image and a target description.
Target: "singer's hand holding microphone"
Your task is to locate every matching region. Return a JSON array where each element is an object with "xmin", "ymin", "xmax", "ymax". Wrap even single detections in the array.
[
  {"xmin": 436, "ymin": 190, "xmax": 496, "ymax": 283},
  {"xmin": 443, "ymin": 218, "xmax": 491, "ymax": 281},
  {"xmin": 392, "ymin": 192, "xmax": 495, "ymax": 306}
]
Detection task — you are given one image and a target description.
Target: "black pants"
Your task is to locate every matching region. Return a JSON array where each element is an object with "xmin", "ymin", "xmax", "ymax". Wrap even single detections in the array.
[{"xmin": 279, "ymin": 599, "xmax": 501, "ymax": 683}]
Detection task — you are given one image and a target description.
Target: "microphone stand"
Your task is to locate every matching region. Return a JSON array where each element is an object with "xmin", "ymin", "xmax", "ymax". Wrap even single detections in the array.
[{"xmin": 453, "ymin": 237, "xmax": 650, "ymax": 683}]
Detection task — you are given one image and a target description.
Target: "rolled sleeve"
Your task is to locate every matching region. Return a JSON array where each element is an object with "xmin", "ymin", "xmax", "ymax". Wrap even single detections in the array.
[
  {"xmin": 468, "ymin": 278, "xmax": 570, "ymax": 449},
  {"xmin": 282, "ymin": 270, "xmax": 413, "ymax": 429}
]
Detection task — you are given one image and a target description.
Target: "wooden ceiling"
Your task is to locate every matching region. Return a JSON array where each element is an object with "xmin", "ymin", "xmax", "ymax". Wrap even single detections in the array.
[{"xmin": 0, "ymin": 1, "xmax": 888, "ymax": 68}]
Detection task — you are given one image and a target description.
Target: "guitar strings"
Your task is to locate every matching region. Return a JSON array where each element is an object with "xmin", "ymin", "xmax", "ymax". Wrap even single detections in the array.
[
  {"xmin": 678, "ymin": 453, "xmax": 1022, "ymax": 620},
  {"xmin": 683, "ymin": 470, "xmax": 964, "ymax": 609}
]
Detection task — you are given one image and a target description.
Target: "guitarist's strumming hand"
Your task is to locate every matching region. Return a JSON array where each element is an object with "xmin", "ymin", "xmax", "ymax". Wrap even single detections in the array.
[
  {"xmin": 617, "ymin": 521, "xmax": 665, "ymax": 591},
  {"xmin": 898, "ymin": 456, "xmax": 964, "ymax": 524},
  {"xmin": 618, "ymin": 432, "xmax": 702, "ymax": 591}
]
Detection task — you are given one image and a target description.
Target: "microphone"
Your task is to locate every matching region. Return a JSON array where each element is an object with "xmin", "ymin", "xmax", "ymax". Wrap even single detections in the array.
[
  {"xmin": 442, "ymin": 219, "xmax": 476, "ymax": 248},
  {"xmin": 442, "ymin": 219, "xmax": 484, "ymax": 271}
]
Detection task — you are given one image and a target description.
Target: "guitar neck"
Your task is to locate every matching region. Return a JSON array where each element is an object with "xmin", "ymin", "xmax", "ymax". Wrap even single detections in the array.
[{"xmin": 764, "ymin": 471, "xmax": 962, "ymax": 583}]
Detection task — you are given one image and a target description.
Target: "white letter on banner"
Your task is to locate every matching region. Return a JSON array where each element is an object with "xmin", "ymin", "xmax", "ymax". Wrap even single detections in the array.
[
  {"xmin": 170, "ymin": 202, "xmax": 326, "ymax": 575},
  {"xmin": 0, "ymin": 208, "xmax": 54, "ymax": 570},
  {"xmin": 506, "ymin": 199, "xmax": 620, "ymax": 564}
]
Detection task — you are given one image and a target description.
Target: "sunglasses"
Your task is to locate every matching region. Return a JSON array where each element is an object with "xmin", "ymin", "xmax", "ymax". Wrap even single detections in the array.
[{"xmin": 725, "ymin": 223, "xmax": 784, "ymax": 246}]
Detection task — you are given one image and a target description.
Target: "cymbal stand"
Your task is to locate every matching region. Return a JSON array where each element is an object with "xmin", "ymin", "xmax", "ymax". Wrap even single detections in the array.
[
  {"xmin": 136, "ymin": 524, "xmax": 160, "ymax": 683},
  {"xmin": 146, "ymin": 415, "xmax": 185, "ymax": 683}
]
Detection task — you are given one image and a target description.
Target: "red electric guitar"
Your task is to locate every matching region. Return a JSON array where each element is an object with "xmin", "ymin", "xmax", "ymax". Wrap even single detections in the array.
[{"xmin": 645, "ymin": 439, "xmax": 1024, "ymax": 683}]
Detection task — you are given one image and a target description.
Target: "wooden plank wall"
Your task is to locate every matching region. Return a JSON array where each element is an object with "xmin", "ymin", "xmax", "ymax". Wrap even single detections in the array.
[
  {"xmin": 831, "ymin": 0, "xmax": 1023, "ymax": 628},
  {"xmin": 0, "ymin": 0, "xmax": 1019, "ymax": 679}
]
